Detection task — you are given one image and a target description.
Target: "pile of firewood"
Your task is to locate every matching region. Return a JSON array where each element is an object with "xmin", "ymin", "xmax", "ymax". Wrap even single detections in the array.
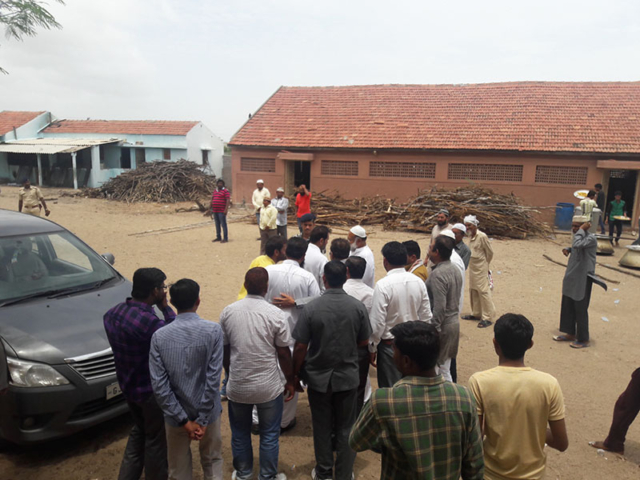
[
  {"xmin": 310, "ymin": 187, "xmax": 551, "ymax": 238},
  {"xmin": 79, "ymin": 160, "xmax": 216, "ymax": 203}
]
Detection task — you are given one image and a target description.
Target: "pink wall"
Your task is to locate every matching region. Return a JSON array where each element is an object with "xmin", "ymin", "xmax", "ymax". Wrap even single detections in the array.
[{"xmin": 232, "ymin": 147, "xmax": 610, "ymax": 224}]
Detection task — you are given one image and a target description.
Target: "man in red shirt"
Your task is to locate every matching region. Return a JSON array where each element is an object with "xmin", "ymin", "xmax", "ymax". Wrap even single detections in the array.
[
  {"xmin": 211, "ymin": 179, "xmax": 230, "ymax": 243},
  {"xmin": 295, "ymin": 184, "xmax": 311, "ymax": 233}
]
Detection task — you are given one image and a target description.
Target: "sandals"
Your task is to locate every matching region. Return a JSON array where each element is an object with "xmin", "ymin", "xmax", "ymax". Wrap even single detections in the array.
[
  {"xmin": 570, "ymin": 341, "xmax": 590, "ymax": 349},
  {"xmin": 461, "ymin": 315, "xmax": 481, "ymax": 321},
  {"xmin": 553, "ymin": 335, "xmax": 574, "ymax": 342},
  {"xmin": 589, "ymin": 441, "xmax": 623, "ymax": 455},
  {"xmin": 477, "ymin": 320, "xmax": 492, "ymax": 328}
]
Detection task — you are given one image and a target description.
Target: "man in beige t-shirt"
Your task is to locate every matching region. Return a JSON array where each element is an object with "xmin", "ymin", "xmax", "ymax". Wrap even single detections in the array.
[
  {"xmin": 18, "ymin": 178, "xmax": 50, "ymax": 217},
  {"xmin": 469, "ymin": 313, "xmax": 568, "ymax": 480}
]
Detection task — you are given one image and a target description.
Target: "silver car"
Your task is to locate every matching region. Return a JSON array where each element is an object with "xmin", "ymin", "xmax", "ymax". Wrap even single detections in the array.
[{"xmin": 0, "ymin": 209, "xmax": 130, "ymax": 444}]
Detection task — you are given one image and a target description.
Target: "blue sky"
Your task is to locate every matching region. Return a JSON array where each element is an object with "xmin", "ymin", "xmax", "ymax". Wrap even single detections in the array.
[{"xmin": 1, "ymin": 0, "xmax": 639, "ymax": 141}]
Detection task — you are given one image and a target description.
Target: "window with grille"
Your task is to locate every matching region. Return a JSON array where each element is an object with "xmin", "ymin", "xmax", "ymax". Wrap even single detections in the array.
[
  {"xmin": 535, "ymin": 165, "xmax": 588, "ymax": 185},
  {"xmin": 321, "ymin": 160, "xmax": 359, "ymax": 176},
  {"xmin": 448, "ymin": 163, "xmax": 523, "ymax": 182},
  {"xmin": 241, "ymin": 158, "xmax": 276, "ymax": 173},
  {"xmin": 370, "ymin": 161, "xmax": 436, "ymax": 178}
]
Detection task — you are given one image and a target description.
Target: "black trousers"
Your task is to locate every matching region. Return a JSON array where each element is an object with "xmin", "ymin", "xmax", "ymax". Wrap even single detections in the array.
[
  {"xmin": 308, "ymin": 387, "xmax": 358, "ymax": 480},
  {"xmin": 356, "ymin": 347, "xmax": 370, "ymax": 414},
  {"xmin": 377, "ymin": 342, "xmax": 402, "ymax": 388},
  {"xmin": 559, "ymin": 279, "xmax": 593, "ymax": 343},
  {"xmin": 118, "ymin": 396, "xmax": 168, "ymax": 480},
  {"xmin": 605, "ymin": 368, "xmax": 640, "ymax": 452},
  {"xmin": 609, "ymin": 220, "xmax": 623, "ymax": 242}
]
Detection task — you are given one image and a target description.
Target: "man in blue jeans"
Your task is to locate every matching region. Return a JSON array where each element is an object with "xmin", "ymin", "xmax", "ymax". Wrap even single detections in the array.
[
  {"xmin": 220, "ymin": 267, "xmax": 296, "ymax": 480},
  {"xmin": 211, "ymin": 179, "xmax": 230, "ymax": 243}
]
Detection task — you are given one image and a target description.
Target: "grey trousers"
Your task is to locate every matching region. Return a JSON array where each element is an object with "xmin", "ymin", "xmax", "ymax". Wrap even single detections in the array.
[
  {"xmin": 118, "ymin": 397, "xmax": 168, "ymax": 480},
  {"xmin": 260, "ymin": 229, "xmax": 277, "ymax": 255},
  {"xmin": 377, "ymin": 342, "xmax": 401, "ymax": 388},
  {"xmin": 277, "ymin": 225, "xmax": 288, "ymax": 240},
  {"xmin": 307, "ymin": 387, "xmax": 358, "ymax": 480},
  {"xmin": 165, "ymin": 417, "xmax": 223, "ymax": 480},
  {"xmin": 559, "ymin": 279, "xmax": 593, "ymax": 343}
]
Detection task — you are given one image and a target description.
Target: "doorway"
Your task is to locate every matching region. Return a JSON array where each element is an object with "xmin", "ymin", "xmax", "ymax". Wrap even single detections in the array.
[
  {"xmin": 284, "ymin": 161, "xmax": 311, "ymax": 195},
  {"xmin": 605, "ymin": 169, "xmax": 636, "ymax": 222}
]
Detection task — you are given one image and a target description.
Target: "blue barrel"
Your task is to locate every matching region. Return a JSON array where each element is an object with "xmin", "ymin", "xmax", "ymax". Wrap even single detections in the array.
[{"xmin": 555, "ymin": 203, "xmax": 575, "ymax": 230}]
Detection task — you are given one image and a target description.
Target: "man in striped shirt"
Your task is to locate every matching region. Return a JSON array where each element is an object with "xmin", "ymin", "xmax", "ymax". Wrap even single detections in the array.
[
  {"xmin": 149, "ymin": 279, "xmax": 224, "ymax": 480},
  {"xmin": 211, "ymin": 179, "xmax": 231, "ymax": 243}
]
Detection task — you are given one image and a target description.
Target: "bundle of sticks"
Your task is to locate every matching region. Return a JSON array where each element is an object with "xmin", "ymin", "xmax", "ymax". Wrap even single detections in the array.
[
  {"xmin": 78, "ymin": 160, "xmax": 217, "ymax": 204},
  {"xmin": 308, "ymin": 186, "xmax": 551, "ymax": 239}
]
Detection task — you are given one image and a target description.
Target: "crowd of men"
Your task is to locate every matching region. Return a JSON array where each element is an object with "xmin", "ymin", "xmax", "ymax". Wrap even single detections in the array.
[{"xmin": 104, "ymin": 187, "xmax": 609, "ymax": 480}]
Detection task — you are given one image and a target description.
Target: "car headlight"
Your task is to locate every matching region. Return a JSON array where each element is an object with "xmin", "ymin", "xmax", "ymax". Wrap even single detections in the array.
[{"xmin": 7, "ymin": 357, "xmax": 70, "ymax": 387}]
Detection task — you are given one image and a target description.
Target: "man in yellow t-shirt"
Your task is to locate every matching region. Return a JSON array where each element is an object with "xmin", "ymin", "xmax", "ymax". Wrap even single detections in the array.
[
  {"xmin": 469, "ymin": 313, "xmax": 569, "ymax": 480},
  {"xmin": 237, "ymin": 235, "xmax": 287, "ymax": 300},
  {"xmin": 18, "ymin": 178, "xmax": 50, "ymax": 217}
]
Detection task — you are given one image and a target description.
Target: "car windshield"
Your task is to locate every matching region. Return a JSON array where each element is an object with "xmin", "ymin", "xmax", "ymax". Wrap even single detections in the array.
[{"xmin": 0, "ymin": 231, "xmax": 117, "ymax": 304}]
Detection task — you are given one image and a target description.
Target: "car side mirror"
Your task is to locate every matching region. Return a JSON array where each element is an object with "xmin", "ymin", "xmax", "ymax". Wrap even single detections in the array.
[{"xmin": 102, "ymin": 253, "xmax": 115, "ymax": 265}]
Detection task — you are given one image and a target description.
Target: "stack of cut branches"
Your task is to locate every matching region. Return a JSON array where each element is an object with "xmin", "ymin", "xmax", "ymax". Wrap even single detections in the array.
[
  {"xmin": 79, "ymin": 160, "xmax": 216, "ymax": 203},
  {"xmin": 307, "ymin": 187, "xmax": 551, "ymax": 239}
]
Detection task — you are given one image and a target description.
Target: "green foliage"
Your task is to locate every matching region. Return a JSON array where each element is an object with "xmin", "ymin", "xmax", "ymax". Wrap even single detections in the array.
[{"xmin": 0, "ymin": 0, "xmax": 65, "ymax": 73}]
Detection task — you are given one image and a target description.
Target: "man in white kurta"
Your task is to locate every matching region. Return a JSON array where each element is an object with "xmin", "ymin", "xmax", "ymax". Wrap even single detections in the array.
[
  {"xmin": 252, "ymin": 180, "xmax": 271, "ymax": 232},
  {"xmin": 463, "ymin": 215, "xmax": 495, "ymax": 328},
  {"xmin": 265, "ymin": 237, "xmax": 320, "ymax": 430},
  {"xmin": 369, "ymin": 241, "xmax": 432, "ymax": 388},
  {"xmin": 303, "ymin": 226, "xmax": 330, "ymax": 292},
  {"xmin": 348, "ymin": 225, "xmax": 375, "ymax": 288}
]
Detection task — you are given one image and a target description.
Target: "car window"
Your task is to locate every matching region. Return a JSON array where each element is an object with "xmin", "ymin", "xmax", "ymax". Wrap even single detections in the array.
[
  {"xmin": 49, "ymin": 234, "xmax": 92, "ymax": 270},
  {"xmin": 0, "ymin": 231, "xmax": 117, "ymax": 304}
]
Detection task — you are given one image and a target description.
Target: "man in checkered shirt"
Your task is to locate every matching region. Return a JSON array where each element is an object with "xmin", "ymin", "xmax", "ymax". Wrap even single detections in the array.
[{"xmin": 349, "ymin": 321, "xmax": 484, "ymax": 480}]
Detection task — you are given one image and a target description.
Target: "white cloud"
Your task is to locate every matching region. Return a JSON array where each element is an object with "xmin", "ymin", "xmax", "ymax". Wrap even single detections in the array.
[{"xmin": 0, "ymin": 0, "xmax": 639, "ymax": 140}]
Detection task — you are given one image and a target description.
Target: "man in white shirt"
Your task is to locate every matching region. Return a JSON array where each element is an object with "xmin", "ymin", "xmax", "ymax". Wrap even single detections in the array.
[
  {"xmin": 271, "ymin": 187, "xmax": 289, "ymax": 240},
  {"xmin": 348, "ymin": 225, "xmax": 375, "ymax": 288},
  {"xmin": 344, "ymin": 256, "xmax": 374, "ymax": 413},
  {"xmin": 330, "ymin": 238, "xmax": 350, "ymax": 263},
  {"xmin": 252, "ymin": 180, "xmax": 271, "ymax": 236},
  {"xmin": 259, "ymin": 197, "xmax": 278, "ymax": 256},
  {"xmin": 369, "ymin": 241, "xmax": 432, "ymax": 388},
  {"xmin": 304, "ymin": 226, "xmax": 330, "ymax": 291},
  {"xmin": 431, "ymin": 208, "xmax": 453, "ymax": 241},
  {"xmin": 220, "ymin": 268, "xmax": 294, "ymax": 480},
  {"xmin": 265, "ymin": 237, "xmax": 321, "ymax": 430}
]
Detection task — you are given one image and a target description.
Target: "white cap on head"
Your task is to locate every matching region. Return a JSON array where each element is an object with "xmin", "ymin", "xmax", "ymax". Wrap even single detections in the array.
[
  {"xmin": 452, "ymin": 223, "xmax": 467, "ymax": 233},
  {"xmin": 464, "ymin": 215, "xmax": 479, "ymax": 226},
  {"xmin": 257, "ymin": 179, "xmax": 264, "ymax": 184},
  {"xmin": 350, "ymin": 225, "xmax": 367, "ymax": 238},
  {"xmin": 276, "ymin": 187, "xmax": 284, "ymax": 192},
  {"xmin": 439, "ymin": 230, "xmax": 456, "ymax": 240},
  {"xmin": 572, "ymin": 215, "xmax": 589, "ymax": 224}
]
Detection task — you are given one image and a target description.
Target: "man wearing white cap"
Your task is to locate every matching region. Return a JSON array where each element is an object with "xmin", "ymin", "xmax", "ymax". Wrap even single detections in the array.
[
  {"xmin": 271, "ymin": 187, "xmax": 289, "ymax": 240},
  {"xmin": 348, "ymin": 226, "xmax": 375, "ymax": 288},
  {"xmin": 252, "ymin": 180, "xmax": 271, "ymax": 237},
  {"xmin": 452, "ymin": 223, "xmax": 471, "ymax": 269},
  {"xmin": 553, "ymin": 216, "xmax": 598, "ymax": 349},
  {"xmin": 462, "ymin": 215, "xmax": 495, "ymax": 329}
]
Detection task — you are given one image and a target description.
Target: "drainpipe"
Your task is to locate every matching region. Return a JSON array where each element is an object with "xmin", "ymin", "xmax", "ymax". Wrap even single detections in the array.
[{"xmin": 37, "ymin": 153, "xmax": 43, "ymax": 186}]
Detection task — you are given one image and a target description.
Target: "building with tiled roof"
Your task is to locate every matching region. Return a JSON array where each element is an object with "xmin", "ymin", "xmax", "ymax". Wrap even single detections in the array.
[
  {"xmin": 230, "ymin": 82, "xmax": 640, "ymax": 229},
  {"xmin": 0, "ymin": 113, "xmax": 223, "ymax": 188}
]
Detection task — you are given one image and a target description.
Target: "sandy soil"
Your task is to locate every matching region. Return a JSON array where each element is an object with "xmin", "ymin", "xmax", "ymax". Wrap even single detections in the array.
[{"xmin": 1, "ymin": 185, "xmax": 639, "ymax": 480}]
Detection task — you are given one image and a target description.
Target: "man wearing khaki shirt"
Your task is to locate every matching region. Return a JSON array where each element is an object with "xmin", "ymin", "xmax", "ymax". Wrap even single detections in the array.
[{"xmin": 18, "ymin": 178, "xmax": 50, "ymax": 216}]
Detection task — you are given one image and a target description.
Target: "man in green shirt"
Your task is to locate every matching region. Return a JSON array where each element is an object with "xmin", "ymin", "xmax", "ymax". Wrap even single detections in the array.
[
  {"xmin": 349, "ymin": 321, "xmax": 484, "ymax": 480},
  {"xmin": 607, "ymin": 191, "xmax": 627, "ymax": 246}
]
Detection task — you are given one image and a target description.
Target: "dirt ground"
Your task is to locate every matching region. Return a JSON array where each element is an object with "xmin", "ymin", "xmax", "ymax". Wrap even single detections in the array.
[{"xmin": 1, "ymin": 185, "xmax": 639, "ymax": 480}]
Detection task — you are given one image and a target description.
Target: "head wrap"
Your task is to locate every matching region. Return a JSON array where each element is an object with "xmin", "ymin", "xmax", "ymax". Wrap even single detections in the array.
[
  {"xmin": 350, "ymin": 225, "xmax": 367, "ymax": 238},
  {"xmin": 452, "ymin": 223, "xmax": 467, "ymax": 234},
  {"xmin": 572, "ymin": 215, "xmax": 589, "ymax": 224},
  {"xmin": 463, "ymin": 215, "xmax": 479, "ymax": 226},
  {"xmin": 438, "ymin": 208, "xmax": 450, "ymax": 217}
]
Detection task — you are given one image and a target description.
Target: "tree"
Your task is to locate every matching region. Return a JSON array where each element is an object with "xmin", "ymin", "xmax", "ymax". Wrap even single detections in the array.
[{"xmin": 0, "ymin": 0, "xmax": 65, "ymax": 73}]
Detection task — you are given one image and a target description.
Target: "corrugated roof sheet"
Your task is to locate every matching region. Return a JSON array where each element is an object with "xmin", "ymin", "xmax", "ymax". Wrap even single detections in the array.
[
  {"xmin": 43, "ymin": 119, "xmax": 199, "ymax": 136},
  {"xmin": 0, "ymin": 138, "xmax": 122, "ymax": 154},
  {"xmin": 229, "ymin": 82, "xmax": 640, "ymax": 154},
  {"xmin": 0, "ymin": 111, "xmax": 46, "ymax": 135}
]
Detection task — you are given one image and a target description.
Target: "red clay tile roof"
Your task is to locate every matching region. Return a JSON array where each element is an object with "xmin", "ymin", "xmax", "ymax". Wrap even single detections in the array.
[
  {"xmin": 43, "ymin": 119, "xmax": 199, "ymax": 136},
  {"xmin": 230, "ymin": 82, "xmax": 640, "ymax": 153},
  {"xmin": 0, "ymin": 111, "xmax": 46, "ymax": 135}
]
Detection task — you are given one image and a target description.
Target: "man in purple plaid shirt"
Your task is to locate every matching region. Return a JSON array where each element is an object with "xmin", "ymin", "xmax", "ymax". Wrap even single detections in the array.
[{"xmin": 104, "ymin": 267, "xmax": 176, "ymax": 480}]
